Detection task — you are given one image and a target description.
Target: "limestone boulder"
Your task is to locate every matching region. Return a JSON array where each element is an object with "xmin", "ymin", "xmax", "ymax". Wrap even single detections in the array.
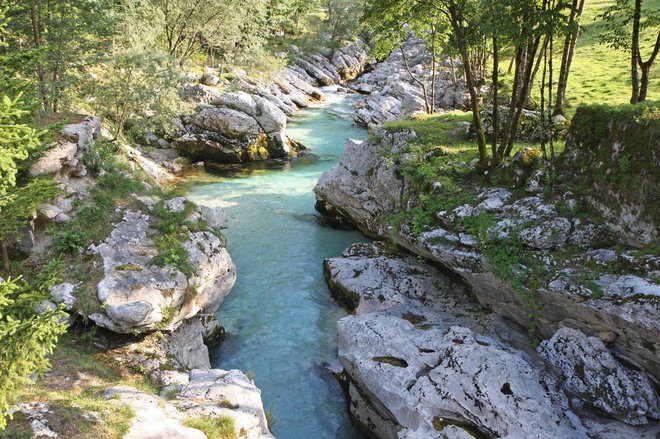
[
  {"xmin": 538, "ymin": 327, "xmax": 659, "ymax": 425},
  {"xmin": 176, "ymin": 369, "xmax": 274, "ymax": 439},
  {"xmin": 338, "ymin": 316, "xmax": 584, "ymax": 438},
  {"xmin": 190, "ymin": 107, "xmax": 262, "ymax": 139},
  {"xmin": 88, "ymin": 205, "xmax": 236, "ymax": 334}
]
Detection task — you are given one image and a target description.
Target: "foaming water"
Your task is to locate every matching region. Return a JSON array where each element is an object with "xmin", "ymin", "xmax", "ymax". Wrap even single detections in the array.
[{"xmin": 183, "ymin": 88, "xmax": 368, "ymax": 438}]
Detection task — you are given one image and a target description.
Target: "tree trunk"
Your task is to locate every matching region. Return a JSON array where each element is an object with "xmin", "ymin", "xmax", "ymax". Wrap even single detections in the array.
[
  {"xmin": 498, "ymin": 44, "xmax": 524, "ymax": 159},
  {"xmin": 30, "ymin": 0, "xmax": 48, "ymax": 112},
  {"xmin": 490, "ymin": 0, "xmax": 499, "ymax": 161},
  {"xmin": 1, "ymin": 240, "xmax": 9, "ymax": 272},
  {"xmin": 554, "ymin": 0, "xmax": 585, "ymax": 115},
  {"xmin": 630, "ymin": 0, "xmax": 641, "ymax": 103},
  {"xmin": 503, "ymin": 37, "xmax": 541, "ymax": 157},
  {"xmin": 400, "ymin": 46, "xmax": 431, "ymax": 114},
  {"xmin": 527, "ymin": 36, "xmax": 548, "ymax": 108},
  {"xmin": 430, "ymin": 25, "xmax": 437, "ymax": 114},
  {"xmin": 507, "ymin": 49, "xmax": 516, "ymax": 74},
  {"xmin": 449, "ymin": 1, "xmax": 487, "ymax": 165},
  {"xmin": 637, "ymin": 32, "xmax": 660, "ymax": 102}
]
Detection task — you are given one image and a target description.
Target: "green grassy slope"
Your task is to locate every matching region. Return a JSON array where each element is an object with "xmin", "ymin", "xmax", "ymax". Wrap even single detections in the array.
[
  {"xmin": 521, "ymin": 0, "xmax": 660, "ymax": 113},
  {"xmin": 561, "ymin": 0, "xmax": 659, "ymax": 110}
]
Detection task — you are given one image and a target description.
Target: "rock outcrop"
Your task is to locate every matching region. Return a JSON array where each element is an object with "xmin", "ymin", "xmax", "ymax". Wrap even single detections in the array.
[
  {"xmin": 557, "ymin": 104, "xmax": 659, "ymax": 246},
  {"xmin": 88, "ymin": 198, "xmax": 236, "ymax": 334},
  {"xmin": 315, "ymin": 130, "xmax": 414, "ymax": 237},
  {"xmin": 315, "ymin": 128, "xmax": 660, "ymax": 386},
  {"xmin": 104, "ymin": 369, "xmax": 274, "ymax": 439},
  {"xmin": 327, "ymin": 243, "xmax": 660, "ymax": 438},
  {"xmin": 326, "ymin": 243, "xmax": 582, "ymax": 438},
  {"xmin": 352, "ymin": 38, "xmax": 467, "ymax": 128},
  {"xmin": 12, "ymin": 116, "xmax": 101, "ymax": 253},
  {"xmin": 539, "ymin": 327, "xmax": 659, "ymax": 425},
  {"xmin": 174, "ymin": 42, "xmax": 368, "ymax": 164}
]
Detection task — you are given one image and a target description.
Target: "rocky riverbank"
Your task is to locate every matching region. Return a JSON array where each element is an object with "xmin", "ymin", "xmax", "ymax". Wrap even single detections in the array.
[
  {"xmin": 8, "ymin": 117, "xmax": 275, "ymax": 438},
  {"xmin": 170, "ymin": 43, "xmax": 369, "ymax": 165},
  {"xmin": 350, "ymin": 38, "xmax": 467, "ymax": 129},
  {"xmin": 315, "ymin": 102, "xmax": 660, "ymax": 437}
]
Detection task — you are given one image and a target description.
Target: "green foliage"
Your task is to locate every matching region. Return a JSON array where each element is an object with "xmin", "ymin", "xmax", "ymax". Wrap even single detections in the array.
[
  {"xmin": 0, "ymin": 95, "xmax": 60, "ymax": 268},
  {"xmin": 121, "ymin": 0, "xmax": 267, "ymax": 64},
  {"xmin": 0, "ymin": 178, "xmax": 60, "ymax": 241},
  {"xmin": 597, "ymin": 0, "xmax": 659, "ymax": 52},
  {"xmin": 0, "ymin": 275, "xmax": 68, "ymax": 429},
  {"xmin": 2, "ymin": 0, "xmax": 114, "ymax": 112},
  {"xmin": 49, "ymin": 158, "xmax": 143, "ymax": 254},
  {"xmin": 183, "ymin": 415, "xmax": 236, "ymax": 439},
  {"xmin": 153, "ymin": 235, "xmax": 193, "ymax": 278},
  {"xmin": 86, "ymin": 48, "xmax": 189, "ymax": 138},
  {"xmin": 618, "ymin": 155, "xmax": 632, "ymax": 172},
  {"xmin": 0, "ymin": 95, "xmax": 43, "ymax": 201},
  {"xmin": 33, "ymin": 258, "xmax": 65, "ymax": 292},
  {"xmin": 82, "ymin": 140, "xmax": 119, "ymax": 176}
]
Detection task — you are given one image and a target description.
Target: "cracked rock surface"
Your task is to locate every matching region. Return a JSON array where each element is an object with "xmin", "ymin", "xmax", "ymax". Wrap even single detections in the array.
[{"xmin": 88, "ymin": 199, "xmax": 236, "ymax": 334}]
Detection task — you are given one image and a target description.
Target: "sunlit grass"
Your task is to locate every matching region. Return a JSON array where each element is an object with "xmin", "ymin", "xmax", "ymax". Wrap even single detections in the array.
[{"xmin": 519, "ymin": 0, "xmax": 660, "ymax": 115}]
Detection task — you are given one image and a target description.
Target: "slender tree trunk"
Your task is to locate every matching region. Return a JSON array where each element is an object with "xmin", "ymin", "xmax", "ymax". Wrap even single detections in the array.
[
  {"xmin": 637, "ymin": 32, "xmax": 660, "ymax": 101},
  {"xmin": 490, "ymin": 0, "xmax": 499, "ymax": 161},
  {"xmin": 449, "ymin": 2, "xmax": 487, "ymax": 165},
  {"xmin": 504, "ymin": 37, "xmax": 541, "ymax": 157},
  {"xmin": 527, "ymin": 36, "xmax": 548, "ymax": 109},
  {"xmin": 507, "ymin": 49, "xmax": 516, "ymax": 74},
  {"xmin": 547, "ymin": 2, "xmax": 556, "ymax": 177},
  {"xmin": 1, "ymin": 240, "xmax": 9, "ymax": 272},
  {"xmin": 499, "ymin": 44, "xmax": 524, "ymax": 159},
  {"xmin": 554, "ymin": 0, "xmax": 585, "ymax": 115},
  {"xmin": 30, "ymin": 0, "xmax": 48, "ymax": 112},
  {"xmin": 430, "ymin": 26, "xmax": 437, "ymax": 114},
  {"xmin": 630, "ymin": 0, "xmax": 641, "ymax": 103},
  {"xmin": 540, "ymin": 37, "xmax": 549, "ymax": 165},
  {"xmin": 400, "ymin": 46, "xmax": 431, "ymax": 114}
]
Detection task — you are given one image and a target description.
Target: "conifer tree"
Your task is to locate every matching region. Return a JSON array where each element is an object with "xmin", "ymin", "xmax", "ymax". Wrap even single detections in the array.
[{"xmin": 0, "ymin": 95, "xmax": 59, "ymax": 271}]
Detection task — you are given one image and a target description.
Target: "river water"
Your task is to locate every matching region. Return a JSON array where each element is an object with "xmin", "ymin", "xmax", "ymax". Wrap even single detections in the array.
[{"xmin": 183, "ymin": 87, "xmax": 368, "ymax": 438}]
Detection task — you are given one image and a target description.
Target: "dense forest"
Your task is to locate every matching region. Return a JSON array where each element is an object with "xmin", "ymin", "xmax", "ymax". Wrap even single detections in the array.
[{"xmin": 0, "ymin": 0, "xmax": 658, "ymax": 438}]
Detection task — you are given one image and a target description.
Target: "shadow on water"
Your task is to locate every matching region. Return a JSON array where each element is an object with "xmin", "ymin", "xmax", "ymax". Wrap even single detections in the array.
[{"xmin": 183, "ymin": 88, "xmax": 369, "ymax": 439}]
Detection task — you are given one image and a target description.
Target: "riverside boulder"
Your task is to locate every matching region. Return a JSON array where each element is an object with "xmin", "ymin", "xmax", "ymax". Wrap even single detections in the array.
[
  {"xmin": 315, "ymin": 124, "xmax": 660, "ymax": 384},
  {"xmin": 88, "ymin": 199, "xmax": 236, "ymax": 334},
  {"xmin": 174, "ymin": 42, "xmax": 368, "ymax": 164},
  {"xmin": 327, "ymin": 243, "xmax": 659, "ymax": 437}
]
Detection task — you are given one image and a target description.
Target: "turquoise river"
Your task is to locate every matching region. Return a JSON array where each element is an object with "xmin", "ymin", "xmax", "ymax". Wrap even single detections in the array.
[{"xmin": 184, "ymin": 87, "xmax": 368, "ymax": 438}]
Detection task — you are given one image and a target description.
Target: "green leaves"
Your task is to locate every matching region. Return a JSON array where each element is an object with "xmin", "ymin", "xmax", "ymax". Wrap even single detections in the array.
[
  {"xmin": 0, "ymin": 274, "xmax": 68, "ymax": 429},
  {"xmin": 0, "ymin": 94, "xmax": 43, "ymax": 201}
]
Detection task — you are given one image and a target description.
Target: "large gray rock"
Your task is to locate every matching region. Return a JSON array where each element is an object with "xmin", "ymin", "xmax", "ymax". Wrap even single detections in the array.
[
  {"xmin": 314, "ymin": 122, "xmax": 660, "ymax": 385},
  {"xmin": 338, "ymin": 316, "xmax": 584, "ymax": 438},
  {"xmin": 191, "ymin": 107, "xmax": 262, "ymax": 139},
  {"xmin": 325, "ymin": 243, "xmax": 596, "ymax": 438},
  {"xmin": 210, "ymin": 91, "xmax": 258, "ymax": 116},
  {"xmin": 176, "ymin": 369, "xmax": 274, "ymax": 439},
  {"xmin": 103, "ymin": 386, "xmax": 206, "ymax": 439},
  {"xmin": 30, "ymin": 116, "xmax": 100, "ymax": 178},
  {"xmin": 314, "ymin": 131, "xmax": 413, "ymax": 237},
  {"xmin": 253, "ymin": 96, "xmax": 287, "ymax": 133},
  {"xmin": 539, "ymin": 327, "xmax": 660, "ymax": 425},
  {"xmin": 89, "ymin": 206, "xmax": 236, "ymax": 334}
]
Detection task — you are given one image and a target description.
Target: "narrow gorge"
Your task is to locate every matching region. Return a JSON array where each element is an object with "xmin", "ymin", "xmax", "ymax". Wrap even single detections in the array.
[{"xmin": 2, "ymin": 2, "xmax": 659, "ymax": 439}]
